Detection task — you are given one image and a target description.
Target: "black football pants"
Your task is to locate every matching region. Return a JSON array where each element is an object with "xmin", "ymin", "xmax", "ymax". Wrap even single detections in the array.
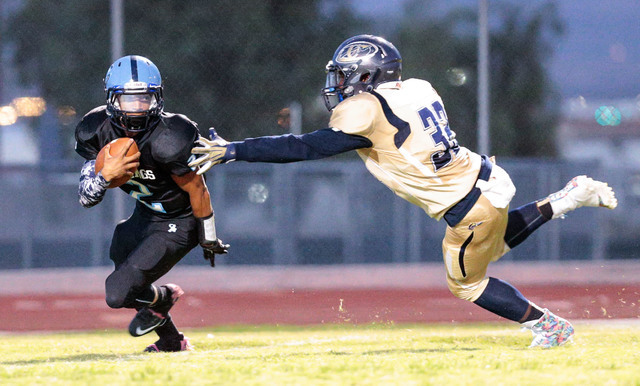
[{"xmin": 105, "ymin": 208, "xmax": 198, "ymax": 310}]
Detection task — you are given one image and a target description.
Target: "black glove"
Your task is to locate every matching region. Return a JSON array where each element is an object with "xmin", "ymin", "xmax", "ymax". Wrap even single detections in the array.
[{"xmin": 201, "ymin": 239, "xmax": 230, "ymax": 267}]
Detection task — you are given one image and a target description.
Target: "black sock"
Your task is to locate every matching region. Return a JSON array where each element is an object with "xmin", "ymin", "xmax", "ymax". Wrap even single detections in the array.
[
  {"xmin": 538, "ymin": 201, "xmax": 553, "ymax": 221},
  {"xmin": 155, "ymin": 316, "xmax": 183, "ymax": 349},
  {"xmin": 504, "ymin": 202, "xmax": 550, "ymax": 249},
  {"xmin": 151, "ymin": 286, "xmax": 173, "ymax": 314},
  {"xmin": 521, "ymin": 303, "xmax": 545, "ymax": 323},
  {"xmin": 134, "ymin": 285, "xmax": 172, "ymax": 311},
  {"xmin": 134, "ymin": 285, "xmax": 159, "ymax": 308},
  {"xmin": 474, "ymin": 277, "xmax": 533, "ymax": 322}
]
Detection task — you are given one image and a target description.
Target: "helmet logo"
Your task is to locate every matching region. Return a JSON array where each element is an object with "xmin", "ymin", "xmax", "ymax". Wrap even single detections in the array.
[
  {"xmin": 336, "ymin": 42, "xmax": 378, "ymax": 63},
  {"xmin": 124, "ymin": 81, "xmax": 148, "ymax": 90}
]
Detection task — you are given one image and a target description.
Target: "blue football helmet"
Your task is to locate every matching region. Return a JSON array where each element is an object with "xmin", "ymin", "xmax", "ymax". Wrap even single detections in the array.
[
  {"xmin": 321, "ymin": 35, "xmax": 402, "ymax": 111},
  {"xmin": 104, "ymin": 55, "xmax": 164, "ymax": 132}
]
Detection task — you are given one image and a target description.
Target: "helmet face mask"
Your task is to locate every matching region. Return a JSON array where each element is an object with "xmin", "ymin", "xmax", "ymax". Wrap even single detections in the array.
[
  {"xmin": 115, "ymin": 94, "xmax": 158, "ymax": 113},
  {"xmin": 322, "ymin": 62, "xmax": 346, "ymax": 111},
  {"xmin": 104, "ymin": 55, "xmax": 164, "ymax": 133},
  {"xmin": 322, "ymin": 35, "xmax": 402, "ymax": 111}
]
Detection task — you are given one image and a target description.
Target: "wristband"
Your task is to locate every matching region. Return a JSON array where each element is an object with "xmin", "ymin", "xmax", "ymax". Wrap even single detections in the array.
[{"xmin": 198, "ymin": 213, "xmax": 217, "ymax": 243}]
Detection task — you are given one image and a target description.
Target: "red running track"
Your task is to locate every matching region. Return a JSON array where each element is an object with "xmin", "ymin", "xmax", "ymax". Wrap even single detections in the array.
[{"xmin": 2, "ymin": 284, "xmax": 639, "ymax": 332}]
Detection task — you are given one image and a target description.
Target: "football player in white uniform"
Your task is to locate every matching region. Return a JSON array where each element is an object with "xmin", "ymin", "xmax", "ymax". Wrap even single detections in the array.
[{"xmin": 190, "ymin": 35, "xmax": 617, "ymax": 348}]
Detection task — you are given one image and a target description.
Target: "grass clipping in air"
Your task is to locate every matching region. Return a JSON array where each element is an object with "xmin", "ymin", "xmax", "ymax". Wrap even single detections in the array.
[{"xmin": 1, "ymin": 322, "xmax": 639, "ymax": 385}]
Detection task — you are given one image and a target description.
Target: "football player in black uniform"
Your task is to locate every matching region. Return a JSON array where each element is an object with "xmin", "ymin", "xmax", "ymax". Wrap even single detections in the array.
[{"xmin": 75, "ymin": 55, "xmax": 229, "ymax": 352}]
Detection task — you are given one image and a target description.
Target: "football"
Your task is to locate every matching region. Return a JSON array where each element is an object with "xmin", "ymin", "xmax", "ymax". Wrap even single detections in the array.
[{"xmin": 95, "ymin": 138, "xmax": 139, "ymax": 188}]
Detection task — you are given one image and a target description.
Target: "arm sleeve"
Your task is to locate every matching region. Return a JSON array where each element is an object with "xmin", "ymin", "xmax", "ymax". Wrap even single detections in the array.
[
  {"xmin": 233, "ymin": 128, "xmax": 372, "ymax": 163},
  {"xmin": 78, "ymin": 160, "xmax": 109, "ymax": 208}
]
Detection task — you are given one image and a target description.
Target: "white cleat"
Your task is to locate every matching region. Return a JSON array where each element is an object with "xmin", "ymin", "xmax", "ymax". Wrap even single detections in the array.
[
  {"xmin": 523, "ymin": 309, "xmax": 575, "ymax": 348},
  {"xmin": 548, "ymin": 175, "xmax": 618, "ymax": 219}
]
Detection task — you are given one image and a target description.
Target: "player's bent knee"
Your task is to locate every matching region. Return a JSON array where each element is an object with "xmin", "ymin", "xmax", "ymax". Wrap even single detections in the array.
[
  {"xmin": 105, "ymin": 266, "xmax": 146, "ymax": 309},
  {"xmin": 105, "ymin": 293, "xmax": 125, "ymax": 309},
  {"xmin": 105, "ymin": 275, "xmax": 128, "ymax": 309},
  {"xmin": 447, "ymin": 284, "xmax": 477, "ymax": 302},
  {"xmin": 446, "ymin": 276, "xmax": 489, "ymax": 302}
]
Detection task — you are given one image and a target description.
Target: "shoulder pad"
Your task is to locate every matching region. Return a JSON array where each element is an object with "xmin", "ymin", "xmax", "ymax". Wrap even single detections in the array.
[
  {"xmin": 329, "ymin": 94, "xmax": 378, "ymax": 136},
  {"xmin": 152, "ymin": 113, "xmax": 200, "ymax": 164},
  {"xmin": 74, "ymin": 106, "xmax": 109, "ymax": 160},
  {"xmin": 403, "ymin": 78, "xmax": 432, "ymax": 87}
]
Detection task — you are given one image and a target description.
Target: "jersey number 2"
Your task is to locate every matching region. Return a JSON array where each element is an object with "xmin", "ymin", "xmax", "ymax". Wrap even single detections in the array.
[{"xmin": 125, "ymin": 180, "xmax": 167, "ymax": 213}]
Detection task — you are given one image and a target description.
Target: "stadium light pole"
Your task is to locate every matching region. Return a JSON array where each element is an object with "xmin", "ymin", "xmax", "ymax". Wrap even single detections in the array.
[
  {"xmin": 110, "ymin": 0, "xmax": 126, "ymax": 225},
  {"xmin": 110, "ymin": 0, "xmax": 124, "ymax": 62},
  {"xmin": 0, "ymin": 0, "xmax": 4, "ymax": 104},
  {"xmin": 477, "ymin": 0, "xmax": 490, "ymax": 155}
]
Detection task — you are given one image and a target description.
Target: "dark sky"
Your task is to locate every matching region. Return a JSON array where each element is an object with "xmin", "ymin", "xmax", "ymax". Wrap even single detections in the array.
[
  {"xmin": 349, "ymin": 0, "xmax": 640, "ymax": 100},
  {"xmin": 549, "ymin": 0, "xmax": 640, "ymax": 100}
]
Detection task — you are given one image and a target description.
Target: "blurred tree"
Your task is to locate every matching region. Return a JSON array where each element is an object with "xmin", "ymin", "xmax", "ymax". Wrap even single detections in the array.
[
  {"xmin": 395, "ymin": 1, "xmax": 478, "ymax": 147},
  {"xmin": 7, "ymin": 0, "xmax": 365, "ymax": 149},
  {"xmin": 395, "ymin": 1, "xmax": 563, "ymax": 157},
  {"xmin": 5, "ymin": 1, "xmax": 111, "ymax": 160},
  {"xmin": 6, "ymin": 2, "xmax": 111, "ymax": 107},
  {"xmin": 490, "ymin": 3, "xmax": 564, "ymax": 157},
  {"xmin": 8, "ymin": 0, "xmax": 562, "ymax": 158},
  {"xmin": 122, "ymin": 0, "xmax": 367, "ymax": 140}
]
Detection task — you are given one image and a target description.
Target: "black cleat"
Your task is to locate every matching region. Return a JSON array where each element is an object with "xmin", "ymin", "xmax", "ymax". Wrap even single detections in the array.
[
  {"xmin": 129, "ymin": 283, "xmax": 184, "ymax": 337},
  {"xmin": 144, "ymin": 335, "xmax": 192, "ymax": 352},
  {"xmin": 129, "ymin": 308, "xmax": 167, "ymax": 337}
]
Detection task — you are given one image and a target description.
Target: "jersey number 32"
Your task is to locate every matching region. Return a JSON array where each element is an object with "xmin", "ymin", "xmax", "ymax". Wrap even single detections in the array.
[{"xmin": 417, "ymin": 101, "xmax": 458, "ymax": 172}]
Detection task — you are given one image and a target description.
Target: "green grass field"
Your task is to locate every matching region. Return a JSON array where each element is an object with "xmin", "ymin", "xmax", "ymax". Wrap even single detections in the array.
[{"xmin": 1, "ymin": 321, "xmax": 639, "ymax": 385}]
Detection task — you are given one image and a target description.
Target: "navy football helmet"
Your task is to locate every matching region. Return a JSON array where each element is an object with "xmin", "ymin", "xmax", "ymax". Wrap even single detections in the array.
[
  {"xmin": 322, "ymin": 35, "xmax": 402, "ymax": 111},
  {"xmin": 104, "ymin": 55, "xmax": 164, "ymax": 133}
]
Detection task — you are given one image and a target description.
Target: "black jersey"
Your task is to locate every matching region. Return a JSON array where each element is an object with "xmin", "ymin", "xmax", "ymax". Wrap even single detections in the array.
[{"xmin": 75, "ymin": 106, "xmax": 199, "ymax": 219}]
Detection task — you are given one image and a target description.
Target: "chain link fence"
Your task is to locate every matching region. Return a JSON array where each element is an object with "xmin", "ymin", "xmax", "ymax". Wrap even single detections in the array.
[
  {"xmin": 1, "ymin": 1, "xmax": 635, "ymax": 270},
  {"xmin": 3, "ymin": 0, "xmax": 566, "ymax": 162},
  {"xmin": 0, "ymin": 158, "xmax": 633, "ymax": 269},
  {"xmin": 2, "ymin": 0, "xmax": 371, "ymax": 162}
]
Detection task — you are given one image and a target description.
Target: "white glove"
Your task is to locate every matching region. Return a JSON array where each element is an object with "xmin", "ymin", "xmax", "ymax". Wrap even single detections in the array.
[{"xmin": 189, "ymin": 128, "xmax": 234, "ymax": 175}]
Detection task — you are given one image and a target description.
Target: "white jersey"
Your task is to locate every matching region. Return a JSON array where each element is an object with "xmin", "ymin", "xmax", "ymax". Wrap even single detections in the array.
[{"xmin": 328, "ymin": 79, "xmax": 482, "ymax": 220}]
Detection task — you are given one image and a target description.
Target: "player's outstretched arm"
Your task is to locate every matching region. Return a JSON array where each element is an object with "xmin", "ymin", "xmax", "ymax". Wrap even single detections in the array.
[{"xmin": 189, "ymin": 127, "xmax": 372, "ymax": 175}]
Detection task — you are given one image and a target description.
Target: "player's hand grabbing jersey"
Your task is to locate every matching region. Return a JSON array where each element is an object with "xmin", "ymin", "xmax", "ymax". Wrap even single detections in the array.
[{"xmin": 75, "ymin": 106, "xmax": 199, "ymax": 218}]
